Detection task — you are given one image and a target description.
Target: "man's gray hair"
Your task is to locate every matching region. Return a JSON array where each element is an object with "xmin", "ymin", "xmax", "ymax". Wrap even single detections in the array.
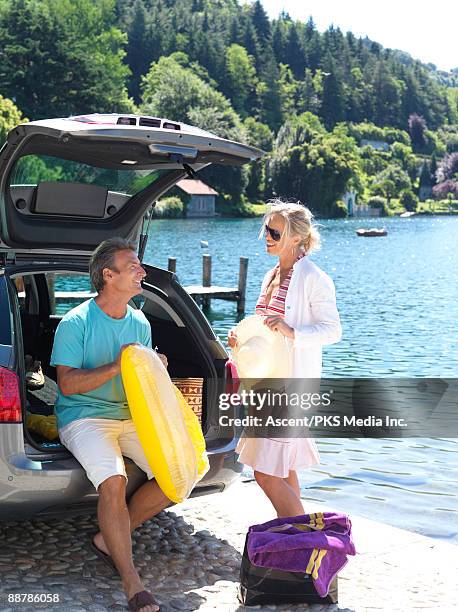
[{"xmin": 89, "ymin": 237, "xmax": 136, "ymax": 293}]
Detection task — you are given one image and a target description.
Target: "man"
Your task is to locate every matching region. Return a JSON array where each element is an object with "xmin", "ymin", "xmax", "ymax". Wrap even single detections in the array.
[{"xmin": 51, "ymin": 237, "xmax": 165, "ymax": 612}]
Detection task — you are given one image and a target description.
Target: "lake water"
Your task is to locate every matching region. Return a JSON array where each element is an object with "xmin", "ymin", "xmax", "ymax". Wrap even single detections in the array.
[{"xmin": 59, "ymin": 215, "xmax": 458, "ymax": 543}]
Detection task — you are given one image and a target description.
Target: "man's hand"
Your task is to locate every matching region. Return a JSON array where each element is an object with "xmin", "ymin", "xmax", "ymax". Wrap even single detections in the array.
[{"xmin": 114, "ymin": 342, "xmax": 142, "ymax": 373}]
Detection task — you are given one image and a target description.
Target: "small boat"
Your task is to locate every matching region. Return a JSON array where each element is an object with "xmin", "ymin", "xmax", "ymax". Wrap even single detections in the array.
[
  {"xmin": 200, "ymin": 240, "xmax": 209, "ymax": 248},
  {"xmin": 400, "ymin": 211, "xmax": 416, "ymax": 218},
  {"xmin": 356, "ymin": 228, "xmax": 387, "ymax": 237}
]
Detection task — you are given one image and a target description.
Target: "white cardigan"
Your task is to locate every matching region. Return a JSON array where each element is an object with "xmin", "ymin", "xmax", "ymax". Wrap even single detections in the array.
[{"xmin": 259, "ymin": 256, "xmax": 342, "ymax": 378}]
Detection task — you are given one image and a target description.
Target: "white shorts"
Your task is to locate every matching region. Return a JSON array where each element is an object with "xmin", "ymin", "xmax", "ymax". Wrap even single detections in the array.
[{"xmin": 59, "ymin": 418, "xmax": 154, "ymax": 491}]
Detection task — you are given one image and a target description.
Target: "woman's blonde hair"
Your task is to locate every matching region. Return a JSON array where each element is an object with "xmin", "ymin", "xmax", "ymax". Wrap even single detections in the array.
[{"xmin": 259, "ymin": 199, "xmax": 321, "ymax": 254}]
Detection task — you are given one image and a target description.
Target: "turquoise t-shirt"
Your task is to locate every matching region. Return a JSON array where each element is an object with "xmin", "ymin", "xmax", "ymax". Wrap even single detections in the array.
[{"xmin": 50, "ymin": 298, "xmax": 152, "ymax": 429}]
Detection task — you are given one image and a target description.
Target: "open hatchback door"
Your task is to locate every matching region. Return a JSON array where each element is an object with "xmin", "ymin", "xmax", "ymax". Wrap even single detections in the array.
[{"xmin": 0, "ymin": 113, "xmax": 263, "ymax": 254}]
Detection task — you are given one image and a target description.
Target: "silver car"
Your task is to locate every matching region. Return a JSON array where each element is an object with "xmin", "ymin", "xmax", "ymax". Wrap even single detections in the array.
[{"xmin": 0, "ymin": 114, "xmax": 262, "ymax": 521}]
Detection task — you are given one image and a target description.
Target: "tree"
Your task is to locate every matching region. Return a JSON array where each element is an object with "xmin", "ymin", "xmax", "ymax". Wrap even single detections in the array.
[
  {"xmin": 346, "ymin": 67, "xmax": 373, "ymax": 123},
  {"xmin": 243, "ymin": 117, "xmax": 273, "ymax": 151},
  {"xmin": 268, "ymin": 113, "xmax": 361, "ymax": 216},
  {"xmin": 432, "ymin": 179, "xmax": 458, "ymax": 200},
  {"xmin": 373, "ymin": 165, "xmax": 411, "ymax": 202},
  {"xmin": 372, "ymin": 62, "xmax": 404, "ymax": 127},
  {"xmin": 436, "ymin": 152, "xmax": 458, "ymax": 183},
  {"xmin": 303, "ymin": 16, "xmax": 321, "ymax": 70},
  {"xmin": 140, "ymin": 55, "xmax": 248, "ymax": 203},
  {"xmin": 320, "ymin": 57, "xmax": 345, "ymax": 129},
  {"xmin": 419, "ymin": 161, "xmax": 432, "ymax": 190},
  {"xmin": 430, "ymin": 152, "xmax": 438, "ymax": 185},
  {"xmin": 271, "ymin": 17, "xmax": 288, "ymax": 64},
  {"xmin": 284, "ymin": 22, "xmax": 305, "ymax": 79},
  {"xmin": 399, "ymin": 189, "xmax": 419, "ymax": 211},
  {"xmin": 373, "ymin": 178, "xmax": 397, "ymax": 203},
  {"xmin": 278, "ymin": 64, "xmax": 299, "ymax": 117},
  {"xmin": 141, "ymin": 55, "xmax": 244, "ymax": 139},
  {"xmin": 0, "ymin": 0, "xmax": 132, "ymax": 119},
  {"xmin": 250, "ymin": 0, "xmax": 271, "ymax": 44},
  {"xmin": 125, "ymin": 0, "xmax": 149, "ymax": 102},
  {"xmin": 244, "ymin": 117, "xmax": 273, "ymax": 201},
  {"xmin": 408, "ymin": 113, "xmax": 427, "ymax": 151},
  {"xmin": 0, "ymin": 95, "xmax": 26, "ymax": 146},
  {"xmin": 222, "ymin": 44, "xmax": 257, "ymax": 117},
  {"xmin": 296, "ymin": 68, "xmax": 320, "ymax": 115},
  {"xmin": 191, "ymin": 20, "xmax": 226, "ymax": 81},
  {"xmin": 419, "ymin": 161, "xmax": 433, "ymax": 199},
  {"xmin": 390, "ymin": 142, "xmax": 418, "ymax": 181},
  {"xmin": 256, "ymin": 55, "xmax": 283, "ymax": 131},
  {"xmin": 247, "ymin": 0, "xmax": 273, "ymax": 74}
]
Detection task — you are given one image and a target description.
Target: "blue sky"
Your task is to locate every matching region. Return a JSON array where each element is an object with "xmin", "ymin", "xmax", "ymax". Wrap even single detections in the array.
[{"xmin": 256, "ymin": 0, "xmax": 457, "ymax": 72}]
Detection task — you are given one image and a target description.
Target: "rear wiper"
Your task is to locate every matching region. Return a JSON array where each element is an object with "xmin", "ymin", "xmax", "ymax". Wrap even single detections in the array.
[
  {"xmin": 167, "ymin": 152, "xmax": 198, "ymax": 180},
  {"xmin": 183, "ymin": 163, "xmax": 197, "ymax": 179}
]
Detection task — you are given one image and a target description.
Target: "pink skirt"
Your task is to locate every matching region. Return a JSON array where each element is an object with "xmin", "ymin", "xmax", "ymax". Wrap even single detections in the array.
[{"xmin": 236, "ymin": 436, "xmax": 320, "ymax": 478}]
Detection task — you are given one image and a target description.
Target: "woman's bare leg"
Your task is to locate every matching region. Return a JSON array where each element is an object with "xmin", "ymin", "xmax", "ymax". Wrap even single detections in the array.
[
  {"xmin": 254, "ymin": 470, "xmax": 304, "ymax": 517},
  {"xmin": 285, "ymin": 470, "xmax": 301, "ymax": 498}
]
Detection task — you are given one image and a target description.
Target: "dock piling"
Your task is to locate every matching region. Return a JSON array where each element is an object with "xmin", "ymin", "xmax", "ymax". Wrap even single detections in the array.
[
  {"xmin": 237, "ymin": 257, "xmax": 248, "ymax": 313},
  {"xmin": 168, "ymin": 257, "xmax": 177, "ymax": 273},
  {"xmin": 202, "ymin": 254, "xmax": 212, "ymax": 308}
]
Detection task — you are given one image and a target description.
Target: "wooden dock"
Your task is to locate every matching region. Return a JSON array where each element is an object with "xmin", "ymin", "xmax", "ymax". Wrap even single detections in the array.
[
  {"xmin": 20, "ymin": 255, "xmax": 249, "ymax": 314},
  {"xmin": 169, "ymin": 254, "xmax": 248, "ymax": 313}
]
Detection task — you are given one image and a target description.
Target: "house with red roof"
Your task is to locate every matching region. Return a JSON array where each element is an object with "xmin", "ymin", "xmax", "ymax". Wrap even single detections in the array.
[{"xmin": 176, "ymin": 179, "xmax": 218, "ymax": 217}]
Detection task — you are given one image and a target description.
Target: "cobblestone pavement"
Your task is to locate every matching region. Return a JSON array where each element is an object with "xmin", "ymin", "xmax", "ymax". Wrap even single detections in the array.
[{"xmin": 0, "ymin": 480, "xmax": 457, "ymax": 611}]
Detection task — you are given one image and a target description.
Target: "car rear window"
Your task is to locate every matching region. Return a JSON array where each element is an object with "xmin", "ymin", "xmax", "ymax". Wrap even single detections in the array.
[
  {"xmin": 48, "ymin": 273, "xmax": 94, "ymax": 316},
  {"xmin": 10, "ymin": 155, "xmax": 167, "ymax": 196}
]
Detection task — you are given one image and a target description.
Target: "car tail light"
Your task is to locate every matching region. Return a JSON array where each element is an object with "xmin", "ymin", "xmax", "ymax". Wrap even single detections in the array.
[{"xmin": 0, "ymin": 367, "xmax": 21, "ymax": 422}]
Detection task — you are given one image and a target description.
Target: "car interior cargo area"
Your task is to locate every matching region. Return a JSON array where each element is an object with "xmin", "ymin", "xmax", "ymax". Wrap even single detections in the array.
[{"xmin": 9, "ymin": 269, "xmax": 211, "ymax": 451}]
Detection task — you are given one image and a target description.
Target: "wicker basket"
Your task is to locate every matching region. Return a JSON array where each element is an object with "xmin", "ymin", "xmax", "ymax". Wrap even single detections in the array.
[{"xmin": 171, "ymin": 377, "xmax": 203, "ymax": 421}]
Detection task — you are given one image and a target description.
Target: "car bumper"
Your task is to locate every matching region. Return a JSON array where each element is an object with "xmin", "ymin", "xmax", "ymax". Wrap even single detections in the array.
[{"xmin": 0, "ymin": 432, "xmax": 242, "ymax": 521}]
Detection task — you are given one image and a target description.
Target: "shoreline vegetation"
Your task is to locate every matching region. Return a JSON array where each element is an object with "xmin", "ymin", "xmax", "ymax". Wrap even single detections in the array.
[
  {"xmin": 0, "ymin": 0, "xmax": 456, "ymax": 219},
  {"xmin": 153, "ymin": 196, "xmax": 458, "ymax": 219}
]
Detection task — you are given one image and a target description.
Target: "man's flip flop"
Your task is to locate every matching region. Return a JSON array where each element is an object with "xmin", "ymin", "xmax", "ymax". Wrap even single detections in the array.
[
  {"xmin": 128, "ymin": 590, "xmax": 160, "ymax": 611},
  {"xmin": 90, "ymin": 537, "xmax": 118, "ymax": 574}
]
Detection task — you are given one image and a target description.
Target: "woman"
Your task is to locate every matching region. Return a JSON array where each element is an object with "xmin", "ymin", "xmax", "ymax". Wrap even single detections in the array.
[{"xmin": 228, "ymin": 200, "xmax": 342, "ymax": 517}]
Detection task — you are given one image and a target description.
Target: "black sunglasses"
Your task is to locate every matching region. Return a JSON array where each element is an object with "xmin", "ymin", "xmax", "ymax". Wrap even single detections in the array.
[{"xmin": 265, "ymin": 224, "xmax": 282, "ymax": 242}]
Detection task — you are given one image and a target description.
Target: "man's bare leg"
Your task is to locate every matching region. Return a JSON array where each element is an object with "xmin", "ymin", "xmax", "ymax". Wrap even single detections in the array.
[
  {"xmin": 93, "ymin": 478, "xmax": 169, "ymax": 553},
  {"xmin": 95, "ymin": 475, "xmax": 160, "ymax": 612},
  {"xmin": 128, "ymin": 478, "xmax": 171, "ymax": 531}
]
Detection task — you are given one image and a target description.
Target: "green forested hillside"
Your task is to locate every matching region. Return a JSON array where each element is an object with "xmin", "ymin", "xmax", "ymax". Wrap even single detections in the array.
[
  {"xmin": 116, "ymin": 0, "xmax": 455, "ymax": 131},
  {"xmin": 0, "ymin": 0, "xmax": 457, "ymax": 216}
]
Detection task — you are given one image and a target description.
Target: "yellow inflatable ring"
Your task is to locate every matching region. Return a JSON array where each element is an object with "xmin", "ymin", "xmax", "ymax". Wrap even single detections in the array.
[{"xmin": 121, "ymin": 345, "xmax": 209, "ymax": 503}]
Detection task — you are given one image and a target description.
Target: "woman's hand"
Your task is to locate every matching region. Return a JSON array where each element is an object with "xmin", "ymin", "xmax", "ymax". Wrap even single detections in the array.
[
  {"xmin": 264, "ymin": 316, "xmax": 294, "ymax": 339},
  {"xmin": 227, "ymin": 328, "xmax": 238, "ymax": 348}
]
